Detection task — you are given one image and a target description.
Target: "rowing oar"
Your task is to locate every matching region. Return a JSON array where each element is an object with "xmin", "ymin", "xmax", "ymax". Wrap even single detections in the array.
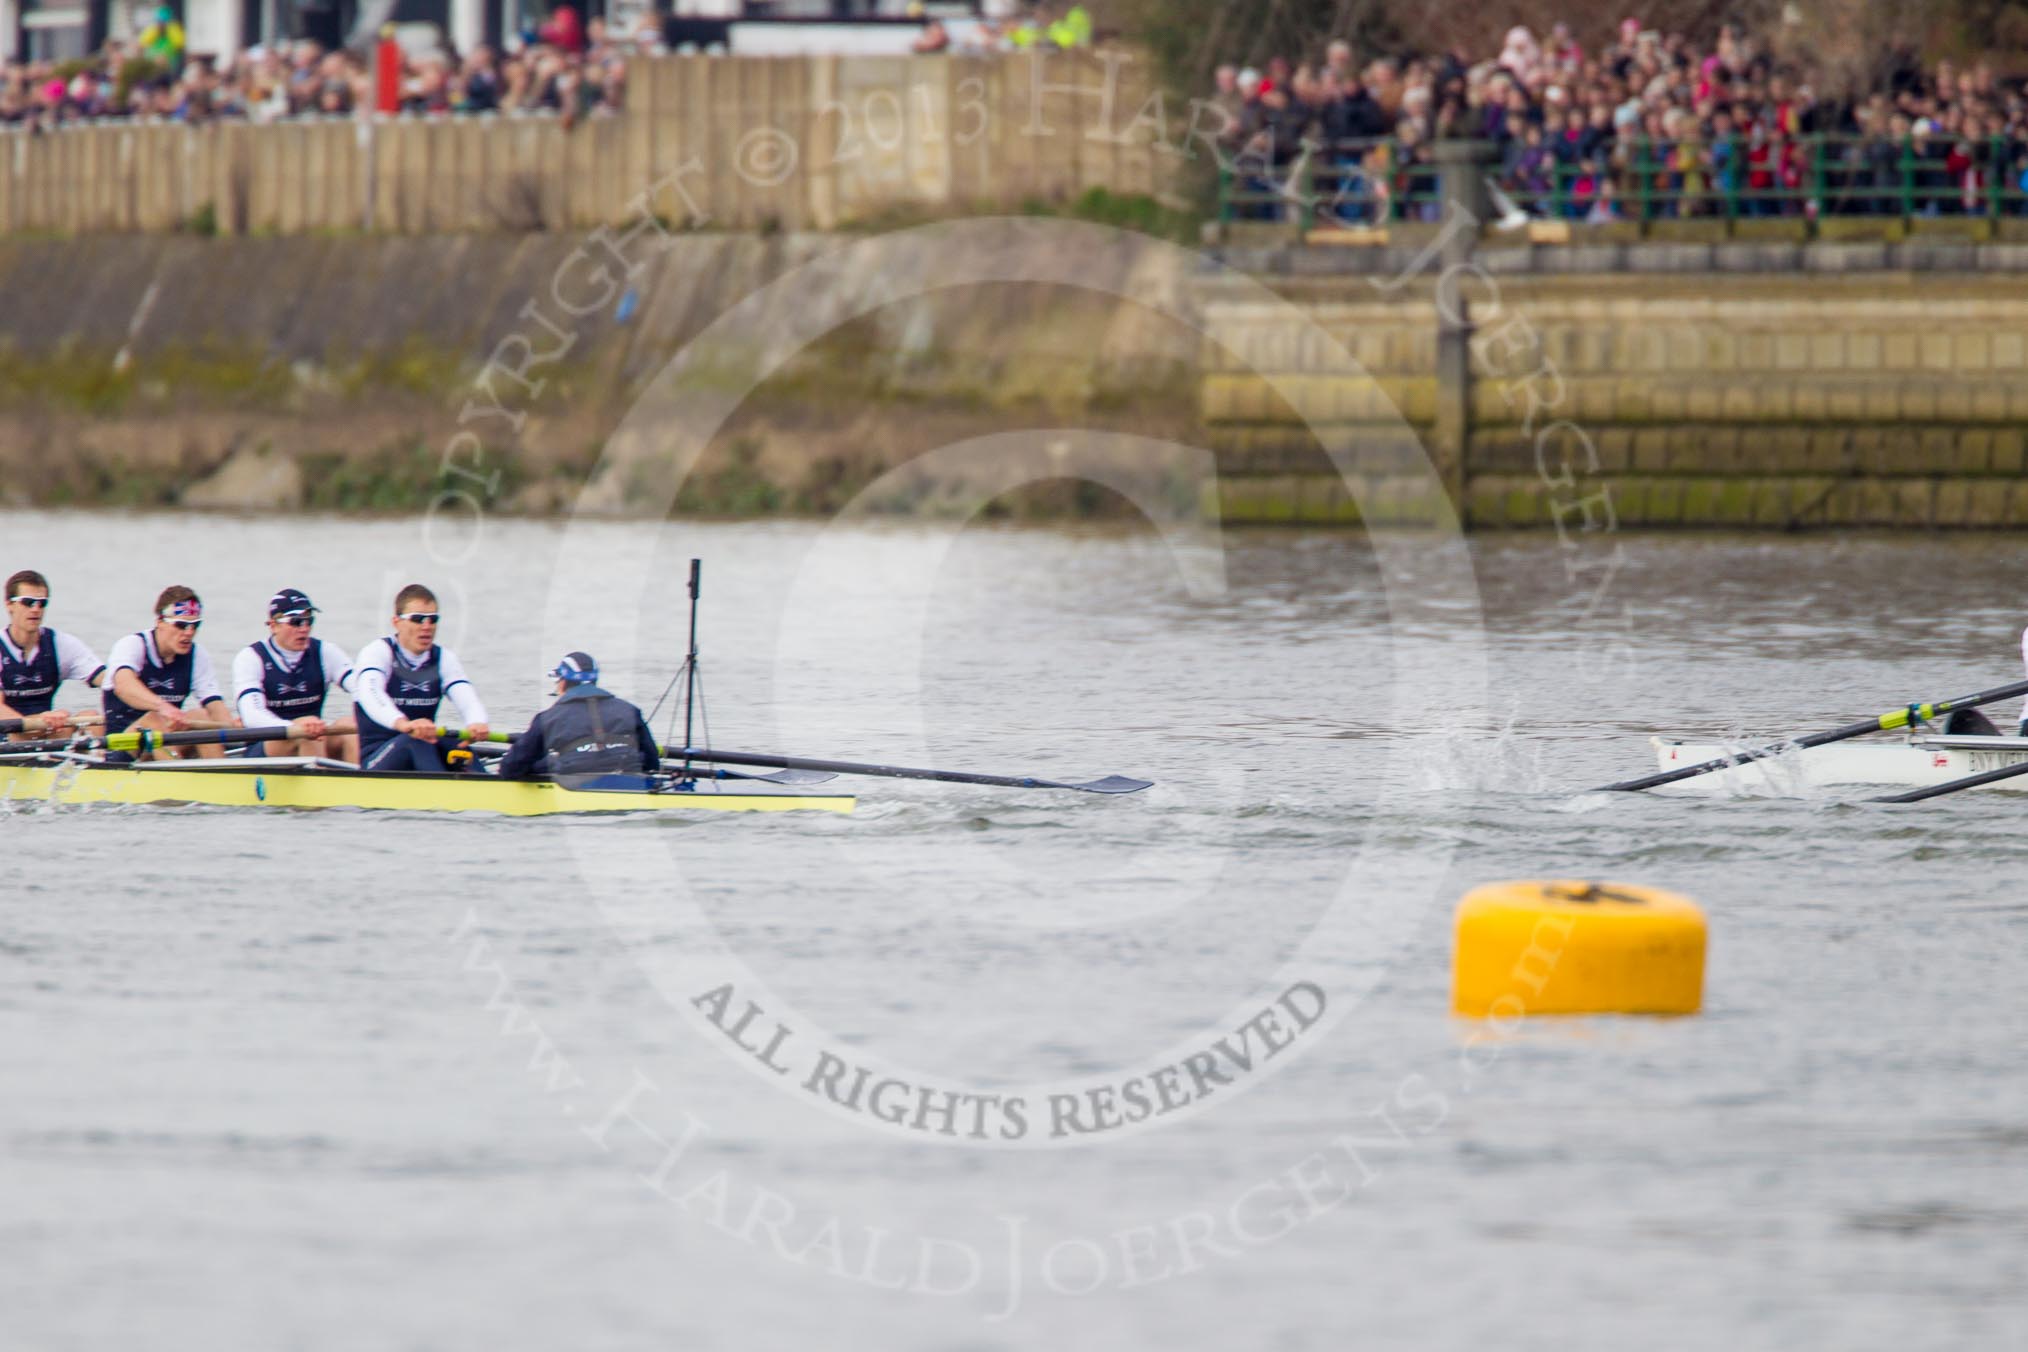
[
  {"xmin": 1593, "ymin": 677, "xmax": 2028, "ymax": 793},
  {"xmin": 0, "ymin": 725, "xmax": 291, "ymax": 756},
  {"xmin": 470, "ymin": 734, "xmax": 1150, "ymax": 794},
  {"xmin": 668, "ymin": 765, "xmax": 841, "ymax": 787},
  {"xmin": 1873, "ymin": 757, "xmax": 2028, "ymax": 803},
  {"xmin": 461, "ymin": 740, "xmax": 835, "ymax": 786},
  {"xmin": 0, "ymin": 712, "xmax": 104, "ymax": 736},
  {"xmin": 663, "ymin": 746, "xmax": 1151, "ymax": 794}
]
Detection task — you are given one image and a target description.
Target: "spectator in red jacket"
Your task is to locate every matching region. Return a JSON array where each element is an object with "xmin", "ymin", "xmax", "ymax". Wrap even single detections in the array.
[{"xmin": 541, "ymin": 5, "xmax": 587, "ymax": 55}]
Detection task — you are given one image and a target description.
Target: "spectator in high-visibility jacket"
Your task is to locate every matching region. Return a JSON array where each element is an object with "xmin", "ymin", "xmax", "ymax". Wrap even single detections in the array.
[
  {"xmin": 1048, "ymin": 5, "xmax": 1092, "ymax": 49},
  {"xmin": 139, "ymin": 6, "xmax": 185, "ymax": 73}
]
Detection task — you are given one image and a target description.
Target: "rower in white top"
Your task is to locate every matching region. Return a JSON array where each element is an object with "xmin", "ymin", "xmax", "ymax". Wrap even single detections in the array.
[
  {"xmin": 231, "ymin": 587, "xmax": 359, "ymax": 762},
  {"xmin": 1, "ymin": 568, "xmax": 106, "ymax": 737},
  {"xmin": 350, "ymin": 583, "xmax": 491, "ymax": 772},
  {"xmin": 102, "ymin": 584, "xmax": 238, "ymax": 759}
]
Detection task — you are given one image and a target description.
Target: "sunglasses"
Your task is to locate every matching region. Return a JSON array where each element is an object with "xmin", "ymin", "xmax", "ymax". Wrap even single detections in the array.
[
  {"xmin": 8, "ymin": 596, "xmax": 48, "ymax": 608},
  {"xmin": 397, "ymin": 612, "xmax": 441, "ymax": 624},
  {"xmin": 168, "ymin": 619, "xmax": 202, "ymax": 632},
  {"xmin": 274, "ymin": 612, "xmax": 315, "ymax": 627}
]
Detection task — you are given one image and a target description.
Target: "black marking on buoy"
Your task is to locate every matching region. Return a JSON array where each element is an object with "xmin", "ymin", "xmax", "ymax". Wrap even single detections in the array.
[{"xmin": 1544, "ymin": 881, "xmax": 1647, "ymax": 906}]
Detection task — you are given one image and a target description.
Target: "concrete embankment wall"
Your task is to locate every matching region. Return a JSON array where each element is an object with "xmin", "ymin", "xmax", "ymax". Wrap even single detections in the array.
[
  {"xmin": 1202, "ymin": 240, "xmax": 2028, "ymax": 529},
  {"xmin": 0, "ymin": 231, "xmax": 1201, "ymax": 516},
  {"xmin": 8, "ymin": 232, "xmax": 2028, "ymax": 530}
]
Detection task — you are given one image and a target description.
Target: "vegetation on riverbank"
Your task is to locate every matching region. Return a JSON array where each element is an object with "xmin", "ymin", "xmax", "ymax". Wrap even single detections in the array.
[{"xmin": 0, "ymin": 323, "xmax": 1199, "ymax": 519}]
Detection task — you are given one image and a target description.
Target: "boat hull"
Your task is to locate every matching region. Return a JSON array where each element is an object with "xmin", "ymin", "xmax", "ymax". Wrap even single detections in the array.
[
  {"xmin": 0, "ymin": 762, "xmax": 855, "ymax": 816},
  {"xmin": 1650, "ymin": 734, "xmax": 2028, "ymax": 794}
]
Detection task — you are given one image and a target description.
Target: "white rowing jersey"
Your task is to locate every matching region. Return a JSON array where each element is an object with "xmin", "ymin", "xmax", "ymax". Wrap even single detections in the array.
[
  {"xmin": 0, "ymin": 626, "xmax": 105, "ymax": 716},
  {"xmin": 101, "ymin": 630, "xmax": 225, "ymax": 736},
  {"xmin": 105, "ymin": 631, "xmax": 224, "ymax": 708},
  {"xmin": 350, "ymin": 637, "xmax": 488, "ymax": 730},
  {"xmin": 232, "ymin": 639, "xmax": 354, "ymax": 726}
]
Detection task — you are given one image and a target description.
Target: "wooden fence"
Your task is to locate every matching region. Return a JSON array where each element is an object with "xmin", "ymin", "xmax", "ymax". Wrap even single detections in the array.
[{"xmin": 0, "ymin": 52, "xmax": 1173, "ymax": 235}]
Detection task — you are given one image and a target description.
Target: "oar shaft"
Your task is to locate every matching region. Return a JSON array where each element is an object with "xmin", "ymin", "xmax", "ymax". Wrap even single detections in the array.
[
  {"xmin": 668, "ymin": 746, "xmax": 1093, "ymax": 791},
  {"xmin": 109, "ymin": 725, "xmax": 290, "ymax": 750},
  {"xmin": 0, "ymin": 713, "xmax": 102, "ymax": 736},
  {"xmin": 470, "ymin": 733, "xmax": 1147, "ymax": 793},
  {"xmin": 1598, "ymin": 676, "xmax": 2028, "ymax": 793},
  {"xmin": 1872, "ymin": 756, "xmax": 2028, "ymax": 803},
  {"xmin": 1604, "ymin": 716, "xmax": 1880, "ymax": 792},
  {"xmin": 0, "ymin": 725, "xmax": 292, "ymax": 756}
]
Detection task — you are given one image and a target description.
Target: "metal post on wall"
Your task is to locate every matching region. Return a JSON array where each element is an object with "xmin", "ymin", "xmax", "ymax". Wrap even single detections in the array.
[
  {"xmin": 1429, "ymin": 139, "xmax": 1494, "ymax": 521},
  {"xmin": 358, "ymin": 115, "xmax": 375, "ymax": 232}
]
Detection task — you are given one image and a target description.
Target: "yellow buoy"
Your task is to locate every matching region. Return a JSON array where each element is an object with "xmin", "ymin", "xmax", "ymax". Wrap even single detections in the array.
[{"xmin": 1452, "ymin": 880, "xmax": 1706, "ymax": 1017}]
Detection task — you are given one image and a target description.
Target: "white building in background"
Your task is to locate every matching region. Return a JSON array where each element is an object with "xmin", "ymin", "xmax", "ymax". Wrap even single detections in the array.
[
  {"xmin": 5, "ymin": 0, "xmax": 98, "ymax": 61},
  {"xmin": 4, "ymin": 1, "xmax": 979, "ymax": 66},
  {"xmin": 3, "ymin": 1, "xmax": 636, "ymax": 64}
]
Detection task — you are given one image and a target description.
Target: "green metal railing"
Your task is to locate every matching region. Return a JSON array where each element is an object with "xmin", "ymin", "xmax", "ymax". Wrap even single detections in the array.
[
  {"xmin": 1218, "ymin": 137, "xmax": 1442, "ymax": 225},
  {"xmin": 1218, "ymin": 133, "xmax": 2028, "ymax": 229}
]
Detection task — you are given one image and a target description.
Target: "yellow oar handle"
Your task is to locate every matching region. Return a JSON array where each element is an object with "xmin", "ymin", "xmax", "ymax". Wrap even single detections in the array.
[
  {"xmin": 100, "ymin": 726, "xmax": 293, "ymax": 754},
  {"xmin": 1877, "ymin": 702, "xmax": 1935, "ymax": 732}
]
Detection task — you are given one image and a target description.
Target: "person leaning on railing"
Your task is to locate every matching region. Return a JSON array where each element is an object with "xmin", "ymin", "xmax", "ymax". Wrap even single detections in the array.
[
  {"xmin": 1226, "ymin": 79, "xmax": 1308, "ymax": 221},
  {"xmin": 1503, "ymin": 122, "xmax": 1553, "ymax": 214},
  {"xmin": 1668, "ymin": 109, "xmax": 1708, "ymax": 216},
  {"xmin": 1393, "ymin": 121, "xmax": 1437, "ymax": 222},
  {"xmin": 1875, "ymin": 114, "xmax": 1915, "ymax": 214},
  {"xmin": 1588, "ymin": 175, "xmax": 1624, "ymax": 221},
  {"xmin": 1949, "ymin": 117, "xmax": 1991, "ymax": 214},
  {"xmin": 1542, "ymin": 105, "xmax": 1579, "ymax": 215}
]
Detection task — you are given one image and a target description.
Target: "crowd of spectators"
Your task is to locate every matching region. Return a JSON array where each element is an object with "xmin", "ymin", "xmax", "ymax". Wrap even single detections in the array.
[
  {"xmin": 911, "ymin": 3, "xmax": 1094, "ymax": 54},
  {"xmin": 0, "ymin": 6, "xmax": 648, "ymax": 130},
  {"xmin": 0, "ymin": 2, "xmax": 1100, "ymax": 131},
  {"xmin": 1214, "ymin": 18, "xmax": 2028, "ymax": 223}
]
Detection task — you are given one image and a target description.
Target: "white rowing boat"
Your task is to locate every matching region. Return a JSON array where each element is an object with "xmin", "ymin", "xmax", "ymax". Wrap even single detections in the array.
[{"xmin": 1650, "ymin": 734, "xmax": 2028, "ymax": 794}]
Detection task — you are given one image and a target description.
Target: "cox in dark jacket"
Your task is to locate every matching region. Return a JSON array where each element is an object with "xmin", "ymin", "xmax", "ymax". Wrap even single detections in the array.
[{"xmin": 498, "ymin": 651, "xmax": 661, "ymax": 783}]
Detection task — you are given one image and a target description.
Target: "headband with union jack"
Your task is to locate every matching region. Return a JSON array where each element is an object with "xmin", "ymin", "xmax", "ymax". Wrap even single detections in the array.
[{"xmin": 159, "ymin": 598, "xmax": 202, "ymax": 621}]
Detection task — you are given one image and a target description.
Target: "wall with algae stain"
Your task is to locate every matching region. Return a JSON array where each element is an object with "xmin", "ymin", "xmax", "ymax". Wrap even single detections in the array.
[
  {"xmin": 1200, "ymin": 269, "xmax": 2028, "ymax": 530},
  {"xmin": 11, "ymin": 235, "xmax": 2027, "ymax": 530},
  {"xmin": 0, "ymin": 232, "xmax": 1202, "ymax": 520}
]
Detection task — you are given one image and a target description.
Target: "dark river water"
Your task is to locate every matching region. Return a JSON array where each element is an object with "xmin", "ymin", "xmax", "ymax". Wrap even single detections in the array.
[{"xmin": 3, "ymin": 511, "xmax": 2026, "ymax": 1349}]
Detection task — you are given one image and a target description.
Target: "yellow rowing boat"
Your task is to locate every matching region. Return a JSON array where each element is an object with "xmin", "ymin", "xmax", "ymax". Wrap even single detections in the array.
[{"xmin": 0, "ymin": 760, "xmax": 855, "ymax": 817}]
